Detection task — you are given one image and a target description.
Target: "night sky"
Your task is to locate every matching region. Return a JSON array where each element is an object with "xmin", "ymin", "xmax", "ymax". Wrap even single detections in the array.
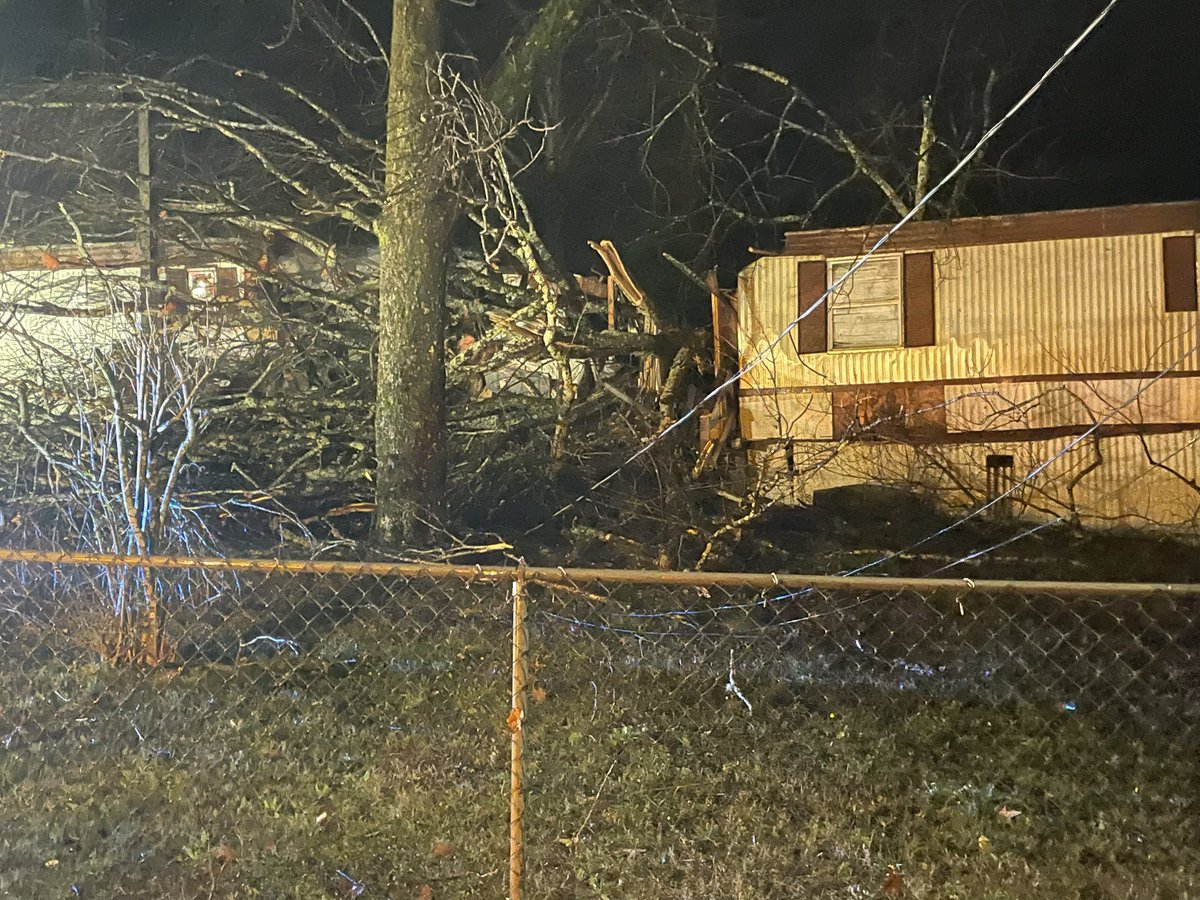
[
  {"xmin": 993, "ymin": 0, "xmax": 1200, "ymax": 210},
  {"xmin": 718, "ymin": 0, "xmax": 1200, "ymax": 216},
  {"xmin": 1, "ymin": 0, "xmax": 1197, "ymax": 258}
]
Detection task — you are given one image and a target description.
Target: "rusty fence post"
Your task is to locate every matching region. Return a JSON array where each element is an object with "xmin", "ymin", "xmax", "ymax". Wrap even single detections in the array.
[{"xmin": 509, "ymin": 563, "xmax": 528, "ymax": 900}]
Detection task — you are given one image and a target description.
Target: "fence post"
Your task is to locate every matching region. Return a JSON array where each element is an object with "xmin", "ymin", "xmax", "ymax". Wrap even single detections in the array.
[{"xmin": 509, "ymin": 563, "xmax": 528, "ymax": 900}]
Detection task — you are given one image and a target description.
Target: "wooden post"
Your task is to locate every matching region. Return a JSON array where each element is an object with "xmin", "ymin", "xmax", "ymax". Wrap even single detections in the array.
[
  {"xmin": 606, "ymin": 275, "xmax": 616, "ymax": 330},
  {"xmin": 136, "ymin": 106, "xmax": 158, "ymax": 285},
  {"xmin": 509, "ymin": 566, "xmax": 528, "ymax": 900}
]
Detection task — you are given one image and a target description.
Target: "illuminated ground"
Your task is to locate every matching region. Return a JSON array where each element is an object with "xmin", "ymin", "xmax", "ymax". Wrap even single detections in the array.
[{"xmin": 0, "ymin": 616, "xmax": 1196, "ymax": 899}]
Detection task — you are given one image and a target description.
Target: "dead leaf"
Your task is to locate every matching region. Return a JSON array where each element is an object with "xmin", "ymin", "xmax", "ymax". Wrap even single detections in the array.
[
  {"xmin": 417, "ymin": 885, "xmax": 434, "ymax": 900},
  {"xmin": 506, "ymin": 707, "xmax": 522, "ymax": 733},
  {"xmin": 213, "ymin": 841, "xmax": 237, "ymax": 868},
  {"xmin": 882, "ymin": 864, "xmax": 904, "ymax": 899},
  {"xmin": 336, "ymin": 871, "xmax": 365, "ymax": 898},
  {"xmin": 530, "ymin": 686, "xmax": 548, "ymax": 704},
  {"xmin": 978, "ymin": 834, "xmax": 991, "ymax": 854},
  {"xmin": 432, "ymin": 841, "xmax": 455, "ymax": 859},
  {"xmin": 996, "ymin": 805, "xmax": 1022, "ymax": 822}
]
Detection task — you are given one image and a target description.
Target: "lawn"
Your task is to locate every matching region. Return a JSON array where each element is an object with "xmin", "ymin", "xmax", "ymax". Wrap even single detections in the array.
[{"xmin": 1, "ymin": 591, "xmax": 1196, "ymax": 899}]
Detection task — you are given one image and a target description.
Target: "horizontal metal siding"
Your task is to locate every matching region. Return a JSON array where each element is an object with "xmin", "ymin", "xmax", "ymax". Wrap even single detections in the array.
[
  {"xmin": 944, "ymin": 377, "xmax": 1200, "ymax": 432},
  {"xmin": 739, "ymin": 233, "xmax": 1199, "ymax": 440},
  {"xmin": 0, "ymin": 267, "xmax": 134, "ymax": 381},
  {"xmin": 741, "ymin": 233, "xmax": 1197, "ymax": 387},
  {"xmin": 755, "ymin": 432, "xmax": 1200, "ymax": 527}
]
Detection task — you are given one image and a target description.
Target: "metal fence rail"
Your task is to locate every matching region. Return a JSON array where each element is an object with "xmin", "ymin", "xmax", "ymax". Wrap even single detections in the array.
[{"xmin": 0, "ymin": 548, "xmax": 1197, "ymax": 898}]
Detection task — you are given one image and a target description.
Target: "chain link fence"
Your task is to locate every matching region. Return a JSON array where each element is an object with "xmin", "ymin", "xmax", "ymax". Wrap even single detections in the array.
[{"xmin": 0, "ymin": 548, "xmax": 1197, "ymax": 898}]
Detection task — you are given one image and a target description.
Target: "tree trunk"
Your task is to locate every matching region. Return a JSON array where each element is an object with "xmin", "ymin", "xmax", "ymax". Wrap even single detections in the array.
[
  {"xmin": 374, "ymin": 0, "xmax": 601, "ymax": 545},
  {"xmin": 81, "ymin": 0, "xmax": 108, "ymax": 70},
  {"xmin": 375, "ymin": 0, "xmax": 451, "ymax": 546},
  {"xmin": 485, "ymin": 0, "xmax": 602, "ymax": 118}
]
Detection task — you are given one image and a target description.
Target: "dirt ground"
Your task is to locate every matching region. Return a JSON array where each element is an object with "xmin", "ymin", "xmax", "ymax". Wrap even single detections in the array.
[{"xmin": 724, "ymin": 488, "xmax": 1200, "ymax": 585}]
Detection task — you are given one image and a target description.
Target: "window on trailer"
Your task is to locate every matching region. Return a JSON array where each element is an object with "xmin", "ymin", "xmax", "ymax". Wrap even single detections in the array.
[
  {"xmin": 827, "ymin": 255, "xmax": 903, "ymax": 349},
  {"xmin": 172, "ymin": 264, "xmax": 250, "ymax": 302},
  {"xmin": 188, "ymin": 267, "xmax": 218, "ymax": 301}
]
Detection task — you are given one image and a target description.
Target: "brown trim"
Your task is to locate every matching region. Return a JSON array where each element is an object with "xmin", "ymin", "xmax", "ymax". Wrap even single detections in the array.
[
  {"xmin": 712, "ymin": 291, "xmax": 739, "ymax": 373},
  {"xmin": 785, "ymin": 421, "xmax": 1200, "ymax": 447},
  {"xmin": 782, "ymin": 200, "xmax": 1200, "ymax": 257},
  {"xmin": 0, "ymin": 243, "xmax": 143, "ymax": 271},
  {"xmin": 1163, "ymin": 234, "xmax": 1199, "ymax": 313},
  {"xmin": 740, "ymin": 368, "xmax": 1200, "ymax": 397},
  {"xmin": 795, "ymin": 259, "xmax": 828, "ymax": 354},
  {"xmin": 0, "ymin": 240, "xmax": 251, "ymax": 272},
  {"xmin": 832, "ymin": 383, "xmax": 947, "ymax": 440},
  {"xmin": 902, "ymin": 252, "xmax": 935, "ymax": 347}
]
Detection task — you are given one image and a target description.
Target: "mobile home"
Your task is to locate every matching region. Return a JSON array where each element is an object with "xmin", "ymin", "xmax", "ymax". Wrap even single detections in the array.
[
  {"xmin": 732, "ymin": 201, "xmax": 1200, "ymax": 526},
  {"xmin": 0, "ymin": 240, "xmax": 265, "ymax": 384}
]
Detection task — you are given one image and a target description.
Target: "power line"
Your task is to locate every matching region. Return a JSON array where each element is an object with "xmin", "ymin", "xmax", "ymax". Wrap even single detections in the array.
[
  {"xmin": 922, "ymin": 418, "xmax": 1200, "ymax": 577},
  {"xmin": 560, "ymin": 0, "xmax": 1124, "ymax": 513},
  {"xmin": 839, "ymin": 339, "xmax": 1199, "ymax": 577}
]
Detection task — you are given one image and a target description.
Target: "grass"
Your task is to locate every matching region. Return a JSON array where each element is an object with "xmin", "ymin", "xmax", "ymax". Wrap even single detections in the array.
[{"xmin": 0, "ymin": 602, "xmax": 1197, "ymax": 899}]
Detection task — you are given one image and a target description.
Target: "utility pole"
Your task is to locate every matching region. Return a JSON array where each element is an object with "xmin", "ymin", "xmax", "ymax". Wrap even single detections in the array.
[{"xmin": 137, "ymin": 106, "xmax": 158, "ymax": 285}]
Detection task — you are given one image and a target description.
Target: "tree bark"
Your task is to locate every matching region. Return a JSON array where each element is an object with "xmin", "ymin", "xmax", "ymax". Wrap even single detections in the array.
[
  {"xmin": 375, "ymin": 0, "xmax": 451, "ymax": 546},
  {"xmin": 375, "ymin": 0, "xmax": 601, "ymax": 546},
  {"xmin": 486, "ymin": 0, "xmax": 602, "ymax": 119}
]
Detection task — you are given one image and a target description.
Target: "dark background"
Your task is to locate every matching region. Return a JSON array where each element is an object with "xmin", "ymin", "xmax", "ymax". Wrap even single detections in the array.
[
  {"xmin": 1, "ymin": 0, "xmax": 1196, "ymax": 273},
  {"xmin": 725, "ymin": 1, "xmax": 1200, "ymax": 211}
]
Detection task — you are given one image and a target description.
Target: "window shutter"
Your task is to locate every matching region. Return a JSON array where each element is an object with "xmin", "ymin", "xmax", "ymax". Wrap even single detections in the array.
[
  {"xmin": 165, "ymin": 267, "xmax": 188, "ymax": 295},
  {"xmin": 1163, "ymin": 235, "xmax": 1198, "ymax": 313},
  {"xmin": 796, "ymin": 259, "xmax": 828, "ymax": 354},
  {"xmin": 903, "ymin": 252, "xmax": 936, "ymax": 347},
  {"xmin": 215, "ymin": 265, "xmax": 240, "ymax": 294}
]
